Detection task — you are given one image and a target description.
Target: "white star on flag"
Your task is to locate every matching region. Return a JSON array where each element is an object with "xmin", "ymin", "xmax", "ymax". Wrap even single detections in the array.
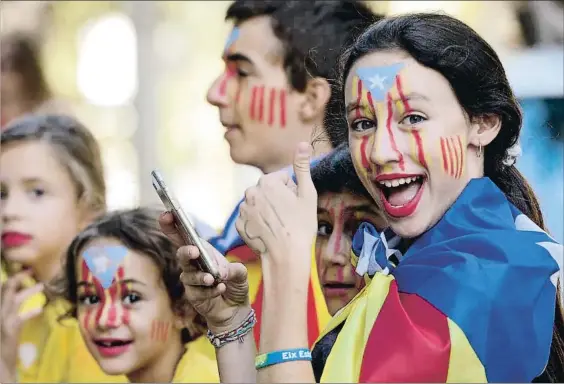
[
  {"xmin": 368, "ymin": 74, "xmax": 387, "ymax": 91},
  {"xmin": 92, "ymin": 255, "xmax": 111, "ymax": 274}
]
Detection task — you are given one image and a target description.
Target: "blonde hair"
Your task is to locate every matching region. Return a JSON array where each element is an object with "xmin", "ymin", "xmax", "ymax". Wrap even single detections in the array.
[{"xmin": 1, "ymin": 114, "xmax": 106, "ymax": 214}]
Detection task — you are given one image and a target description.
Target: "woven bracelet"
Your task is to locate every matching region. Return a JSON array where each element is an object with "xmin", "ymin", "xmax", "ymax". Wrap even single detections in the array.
[{"xmin": 206, "ymin": 309, "xmax": 256, "ymax": 348}]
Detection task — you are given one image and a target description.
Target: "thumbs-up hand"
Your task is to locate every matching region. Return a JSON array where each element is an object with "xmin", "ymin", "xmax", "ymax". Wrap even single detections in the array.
[{"xmin": 235, "ymin": 142, "xmax": 318, "ymax": 281}]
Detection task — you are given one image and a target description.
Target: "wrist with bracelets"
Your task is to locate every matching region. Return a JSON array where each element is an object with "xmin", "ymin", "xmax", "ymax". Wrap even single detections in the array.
[{"xmin": 206, "ymin": 309, "xmax": 256, "ymax": 348}]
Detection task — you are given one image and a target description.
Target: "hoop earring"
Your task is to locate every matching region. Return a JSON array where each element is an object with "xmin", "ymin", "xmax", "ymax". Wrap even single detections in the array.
[{"xmin": 477, "ymin": 142, "xmax": 483, "ymax": 158}]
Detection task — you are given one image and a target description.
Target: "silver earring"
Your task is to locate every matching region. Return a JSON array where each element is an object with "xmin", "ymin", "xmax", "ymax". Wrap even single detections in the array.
[{"xmin": 477, "ymin": 142, "xmax": 483, "ymax": 158}]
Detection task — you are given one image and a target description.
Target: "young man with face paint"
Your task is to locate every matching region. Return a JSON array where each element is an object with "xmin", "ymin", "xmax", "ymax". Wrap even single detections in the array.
[{"xmin": 160, "ymin": 0, "xmax": 382, "ymax": 349}]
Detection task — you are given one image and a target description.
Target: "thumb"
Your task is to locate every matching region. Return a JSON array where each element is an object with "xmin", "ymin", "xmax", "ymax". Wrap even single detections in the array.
[
  {"xmin": 226, "ymin": 262, "xmax": 248, "ymax": 284},
  {"xmin": 293, "ymin": 142, "xmax": 316, "ymax": 199}
]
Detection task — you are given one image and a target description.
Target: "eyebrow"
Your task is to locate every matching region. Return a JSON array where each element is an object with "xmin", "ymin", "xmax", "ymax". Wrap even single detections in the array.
[
  {"xmin": 225, "ymin": 52, "xmax": 254, "ymax": 66},
  {"xmin": 347, "ymin": 204, "xmax": 380, "ymax": 216},
  {"xmin": 317, "ymin": 204, "xmax": 379, "ymax": 216},
  {"xmin": 77, "ymin": 279, "xmax": 146, "ymax": 288},
  {"xmin": 346, "ymin": 92, "xmax": 430, "ymax": 113}
]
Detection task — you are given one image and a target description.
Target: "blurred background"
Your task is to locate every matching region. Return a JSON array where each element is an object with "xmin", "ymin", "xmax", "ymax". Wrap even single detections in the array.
[{"xmin": 1, "ymin": 0, "xmax": 563, "ymax": 241}]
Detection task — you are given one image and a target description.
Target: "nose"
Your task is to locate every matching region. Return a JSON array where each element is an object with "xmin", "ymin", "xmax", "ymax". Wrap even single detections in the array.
[
  {"xmin": 96, "ymin": 290, "xmax": 123, "ymax": 330},
  {"xmin": 206, "ymin": 68, "xmax": 233, "ymax": 107},
  {"xmin": 369, "ymin": 107, "xmax": 404, "ymax": 168},
  {"xmin": 323, "ymin": 229, "xmax": 352, "ymax": 267}
]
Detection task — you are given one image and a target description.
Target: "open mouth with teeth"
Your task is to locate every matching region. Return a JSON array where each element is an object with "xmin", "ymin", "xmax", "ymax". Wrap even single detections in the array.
[
  {"xmin": 93, "ymin": 339, "xmax": 133, "ymax": 357},
  {"xmin": 94, "ymin": 339, "xmax": 132, "ymax": 348},
  {"xmin": 376, "ymin": 175, "xmax": 426, "ymax": 218}
]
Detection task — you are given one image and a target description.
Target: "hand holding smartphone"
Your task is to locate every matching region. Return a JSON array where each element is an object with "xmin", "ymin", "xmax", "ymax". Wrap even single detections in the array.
[{"xmin": 151, "ymin": 170, "xmax": 221, "ymax": 283}]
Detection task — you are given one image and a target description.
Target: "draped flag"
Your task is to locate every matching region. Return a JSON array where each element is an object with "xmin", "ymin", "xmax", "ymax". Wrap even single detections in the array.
[
  {"xmin": 210, "ymin": 156, "xmax": 330, "ymax": 348},
  {"xmin": 316, "ymin": 177, "xmax": 562, "ymax": 383}
]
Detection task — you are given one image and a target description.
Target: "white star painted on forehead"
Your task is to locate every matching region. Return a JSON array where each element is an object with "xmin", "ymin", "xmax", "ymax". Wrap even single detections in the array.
[
  {"xmin": 368, "ymin": 74, "xmax": 387, "ymax": 91},
  {"xmin": 92, "ymin": 255, "xmax": 111, "ymax": 274}
]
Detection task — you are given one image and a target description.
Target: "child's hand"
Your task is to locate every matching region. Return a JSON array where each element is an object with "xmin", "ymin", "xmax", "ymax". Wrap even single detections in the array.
[
  {"xmin": 176, "ymin": 240, "xmax": 251, "ymax": 335},
  {"xmin": 0, "ymin": 270, "xmax": 44, "ymax": 382}
]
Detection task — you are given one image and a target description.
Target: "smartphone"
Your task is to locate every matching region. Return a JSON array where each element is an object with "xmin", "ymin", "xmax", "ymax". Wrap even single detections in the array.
[{"xmin": 151, "ymin": 170, "xmax": 221, "ymax": 282}]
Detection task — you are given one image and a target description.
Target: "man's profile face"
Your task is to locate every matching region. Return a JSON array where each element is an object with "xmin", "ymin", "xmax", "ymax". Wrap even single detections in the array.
[{"xmin": 206, "ymin": 16, "xmax": 306, "ymax": 172}]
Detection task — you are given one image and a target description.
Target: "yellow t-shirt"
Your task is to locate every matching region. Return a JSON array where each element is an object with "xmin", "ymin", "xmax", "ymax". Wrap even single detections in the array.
[
  {"xmin": 172, "ymin": 339, "xmax": 219, "ymax": 383},
  {"xmin": 188, "ymin": 333, "xmax": 216, "ymax": 363},
  {"xmin": 17, "ymin": 298, "xmax": 127, "ymax": 383}
]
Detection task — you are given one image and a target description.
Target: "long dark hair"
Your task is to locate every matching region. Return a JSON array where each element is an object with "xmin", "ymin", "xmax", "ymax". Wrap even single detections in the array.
[{"xmin": 334, "ymin": 12, "xmax": 563, "ymax": 382}]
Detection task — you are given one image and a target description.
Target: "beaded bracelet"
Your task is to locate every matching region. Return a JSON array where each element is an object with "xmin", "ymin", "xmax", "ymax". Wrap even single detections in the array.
[
  {"xmin": 206, "ymin": 309, "xmax": 256, "ymax": 348},
  {"xmin": 255, "ymin": 348, "xmax": 312, "ymax": 369}
]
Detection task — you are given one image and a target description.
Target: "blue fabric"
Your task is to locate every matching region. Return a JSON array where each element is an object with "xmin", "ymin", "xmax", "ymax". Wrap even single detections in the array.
[{"xmin": 354, "ymin": 177, "xmax": 561, "ymax": 382}]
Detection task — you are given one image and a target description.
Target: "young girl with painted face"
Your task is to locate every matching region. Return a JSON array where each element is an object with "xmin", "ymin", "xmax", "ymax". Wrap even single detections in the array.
[
  {"xmin": 0, "ymin": 114, "xmax": 125, "ymax": 382},
  {"xmin": 174, "ymin": 13, "xmax": 563, "ymax": 384},
  {"xmin": 59, "ymin": 207, "xmax": 219, "ymax": 383}
]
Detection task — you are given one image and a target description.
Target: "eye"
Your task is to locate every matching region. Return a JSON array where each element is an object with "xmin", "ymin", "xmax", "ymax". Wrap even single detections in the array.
[
  {"xmin": 236, "ymin": 68, "xmax": 249, "ymax": 78},
  {"xmin": 78, "ymin": 294, "xmax": 100, "ymax": 306},
  {"xmin": 400, "ymin": 114, "xmax": 426, "ymax": 126},
  {"xmin": 123, "ymin": 292, "xmax": 142, "ymax": 305},
  {"xmin": 0, "ymin": 189, "xmax": 7, "ymax": 200},
  {"xmin": 317, "ymin": 221, "xmax": 333, "ymax": 236},
  {"xmin": 350, "ymin": 119, "xmax": 376, "ymax": 132},
  {"xmin": 27, "ymin": 188, "xmax": 45, "ymax": 199}
]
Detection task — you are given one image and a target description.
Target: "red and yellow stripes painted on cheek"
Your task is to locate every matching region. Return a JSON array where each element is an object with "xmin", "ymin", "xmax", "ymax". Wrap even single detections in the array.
[{"xmin": 440, "ymin": 135, "xmax": 465, "ymax": 179}]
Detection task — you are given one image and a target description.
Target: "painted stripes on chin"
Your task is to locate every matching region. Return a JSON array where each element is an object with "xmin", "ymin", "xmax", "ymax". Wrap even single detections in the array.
[{"xmin": 249, "ymin": 85, "xmax": 287, "ymax": 128}]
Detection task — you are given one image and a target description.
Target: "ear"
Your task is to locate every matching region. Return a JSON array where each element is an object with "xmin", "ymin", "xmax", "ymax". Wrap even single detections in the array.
[
  {"xmin": 173, "ymin": 302, "xmax": 196, "ymax": 330},
  {"xmin": 299, "ymin": 77, "xmax": 331, "ymax": 123},
  {"xmin": 467, "ymin": 114, "xmax": 502, "ymax": 149}
]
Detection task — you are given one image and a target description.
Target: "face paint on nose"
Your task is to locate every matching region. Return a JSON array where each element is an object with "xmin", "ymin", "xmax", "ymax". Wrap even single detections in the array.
[
  {"xmin": 79, "ymin": 261, "xmax": 131, "ymax": 330},
  {"xmin": 440, "ymin": 135, "xmax": 465, "ymax": 179},
  {"xmin": 218, "ymin": 63, "xmax": 236, "ymax": 97},
  {"xmin": 80, "ymin": 245, "xmax": 130, "ymax": 330},
  {"xmin": 96, "ymin": 266, "xmax": 127, "ymax": 328},
  {"xmin": 218, "ymin": 28, "xmax": 240, "ymax": 98},
  {"xmin": 394, "ymin": 75, "xmax": 430, "ymax": 169},
  {"xmin": 355, "ymin": 64, "xmax": 408, "ymax": 171}
]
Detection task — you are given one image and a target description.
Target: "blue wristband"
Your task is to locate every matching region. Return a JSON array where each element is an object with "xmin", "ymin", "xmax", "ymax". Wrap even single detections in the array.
[{"xmin": 255, "ymin": 348, "xmax": 312, "ymax": 369}]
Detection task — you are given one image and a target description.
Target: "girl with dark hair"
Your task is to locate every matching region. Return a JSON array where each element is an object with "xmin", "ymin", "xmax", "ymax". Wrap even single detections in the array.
[
  {"xmin": 174, "ymin": 13, "xmax": 562, "ymax": 383},
  {"xmin": 58, "ymin": 207, "xmax": 219, "ymax": 383}
]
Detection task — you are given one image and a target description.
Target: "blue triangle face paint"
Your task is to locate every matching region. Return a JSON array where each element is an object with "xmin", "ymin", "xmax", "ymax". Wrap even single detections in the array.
[
  {"xmin": 224, "ymin": 27, "xmax": 240, "ymax": 54},
  {"xmin": 82, "ymin": 245, "xmax": 128, "ymax": 289},
  {"xmin": 356, "ymin": 63, "xmax": 405, "ymax": 101}
]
